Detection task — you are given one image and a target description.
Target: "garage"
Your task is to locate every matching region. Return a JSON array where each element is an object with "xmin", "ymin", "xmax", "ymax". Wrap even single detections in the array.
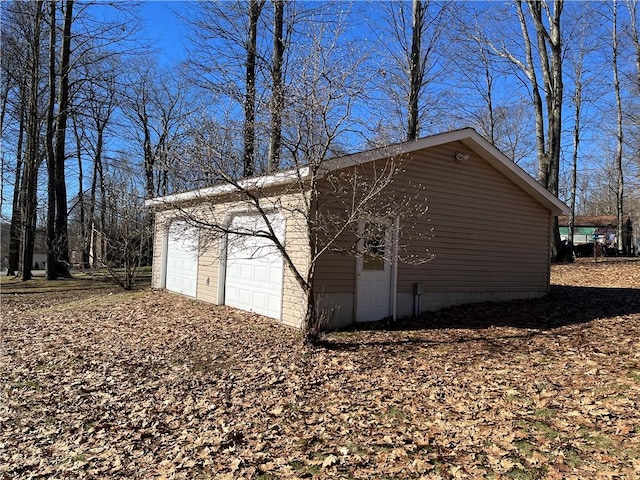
[
  {"xmin": 224, "ymin": 213, "xmax": 284, "ymax": 320},
  {"xmin": 164, "ymin": 222, "xmax": 198, "ymax": 297},
  {"xmin": 149, "ymin": 129, "xmax": 569, "ymax": 329}
]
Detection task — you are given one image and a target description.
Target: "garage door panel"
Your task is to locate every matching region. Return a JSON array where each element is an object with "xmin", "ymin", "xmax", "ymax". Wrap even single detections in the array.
[
  {"xmin": 225, "ymin": 213, "xmax": 284, "ymax": 320},
  {"xmin": 240, "ymin": 265, "xmax": 252, "ymax": 280},
  {"xmin": 269, "ymin": 265, "xmax": 281, "ymax": 283},
  {"xmin": 254, "ymin": 265, "xmax": 268, "ymax": 282},
  {"xmin": 227, "ymin": 263, "xmax": 240, "ymax": 278},
  {"xmin": 268, "ymin": 295, "xmax": 280, "ymax": 312},
  {"xmin": 238, "ymin": 288, "xmax": 252, "ymax": 305},
  {"xmin": 252, "ymin": 292, "xmax": 267, "ymax": 309},
  {"xmin": 226, "ymin": 285, "xmax": 239, "ymax": 304}
]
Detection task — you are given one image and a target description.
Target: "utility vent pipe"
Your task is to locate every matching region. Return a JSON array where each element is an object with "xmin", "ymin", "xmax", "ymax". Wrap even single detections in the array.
[{"xmin": 413, "ymin": 283, "xmax": 423, "ymax": 317}]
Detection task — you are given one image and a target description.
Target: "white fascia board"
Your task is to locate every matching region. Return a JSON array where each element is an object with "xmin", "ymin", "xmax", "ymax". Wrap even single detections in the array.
[
  {"xmin": 145, "ymin": 128, "xmax": 569, "ymax": 216},
  {"xmin": 321, "ymin": 128, "xmax": 478, "ymax": 172},
  {"xmin": 145, "ymin": 166, "xmax": 310, "ymax": 208}
]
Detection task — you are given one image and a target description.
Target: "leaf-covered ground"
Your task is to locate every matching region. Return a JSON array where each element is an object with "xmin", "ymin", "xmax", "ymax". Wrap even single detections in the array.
[{"xmin": 2, "ymin": 259, "xmax": 639, "ymax": 479}]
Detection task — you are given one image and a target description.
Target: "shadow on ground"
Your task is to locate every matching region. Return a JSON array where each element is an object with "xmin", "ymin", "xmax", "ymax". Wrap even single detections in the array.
[
  {"xmin": 319, "ymin": 285, "xmax": 640, "ymax": 351},
  {"xmin": 0, "ymin": 277, "xmax": 116, "ymax": 295},
  {"xmin": 1, "ymin": 269, "xmax": 151, "ymax": 296}
]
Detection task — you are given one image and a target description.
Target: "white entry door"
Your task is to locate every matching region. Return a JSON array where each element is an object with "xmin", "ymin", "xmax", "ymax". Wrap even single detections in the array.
[
  {"xmin": 356, "ymin": 220, "xmax": 393, "ymax": 322},
  {"xmin": 165, "ymin": 222, "xmax": 198, "ymax": 297},
  {"xmin": 224, "ymin": 213, "xmax": 284, "ymax": 320}
]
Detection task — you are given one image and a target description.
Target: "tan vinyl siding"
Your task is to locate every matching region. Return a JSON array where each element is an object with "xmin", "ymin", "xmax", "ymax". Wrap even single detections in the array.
[
  {"xmin": 197, "ymin": 235, "xmax": 219, "ymax": 304},
  {"xmin": 280, "ymin": 192, "xmax": 310, "ymax": 327},
  {"xmin": 313, "ymin": 251, "xmax": 356, "ymax": 293},
  {"xmin": 150, "ymin": 188, "xmax": 310, "ymax": 328},
  {"xmin": 397, "ymin": 143, "xmax": 550, "ymax": 293},
  {"xmin": 313, "ymin": 207, "xmax": 357, "ymax": 293},
  {"xmin": 312, "ymin": 172, "xmax": 371, "ymax": 293},
  {"xmin": 151, "ymin": 210, "xmax": 173, "ymax": 289},
  {"xmin": 313, "ymin": 141, "xmax": 552, "ymax": 296}
]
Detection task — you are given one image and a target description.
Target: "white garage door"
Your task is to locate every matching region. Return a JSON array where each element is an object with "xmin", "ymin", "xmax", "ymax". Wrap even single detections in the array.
[
  {"xmin": 165, "ymin": 222, "xmax": 198, "ymax": 297},
  {"xmin": 225, "ymin": 213, "xmax": 284, "ymax": 320}
]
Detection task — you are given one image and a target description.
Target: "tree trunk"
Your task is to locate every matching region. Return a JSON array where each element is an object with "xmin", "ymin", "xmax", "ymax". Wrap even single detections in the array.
[
  {"xmin": 0, "ymin": 67, "xmax": 10, "ymax": 138},
  {"xmin": 46, "ymin": 0, "xmax": 58, "ymax": 280},
  {"xmin": 407, "ymin": 0, "xmax": 423, "ymax": 141},
  {"xmin": 482, "ymin": 50, "xmax": 496, "ymax": 144},
  {"xmin": 21, "ymin": 1, "xmax": 46, "ymax": 281},
  {"xmin": 612, "ymin": 0, "xmax": 625, "ymax": 254},
  {"xmin": 7, "ymin": 90, "xmax": 25, "ymax": 276},
  {"xmin": 21, "ymin": 159, "xmax": 38, "ymax": 281},
  {"xmin": 98, "ymin": 145, "xmax": 107, "ymax": 266},
  {"xmin": 73, "ymin": 117, "xmax": 89, "ymax": 268},
  {"xmin": 268, "ymin": 0, "xmax": 285, "ymax": 172},
  {"xmin": 515, "ymin": 1, "xmax": 546, "ymax": 187},
  {"xmin": 526, "ymin": 0, "xmax": 564, "ymax": 198},
  {"xmin": 517, "ymin": 0, "xmax": 564, "ymax": 257},
  {"xmin": 627, "ymin": 0, "xmax": 640, "ymax": 92},
  {"xmin": 569, "ymin": 64, "xmax": 582, "ymax": 247},
  {"xmin": 89, "ymin": 139, "xmax": 99, "ymax": 268},
  {"xmin": 243, "ymin": 0, "xmax": 265, "ymax": 177},
  {"xmin": 142, "ymin": 110, "xmax": 154, "ymax": 198},
  {"xmin": 89, "ymin": 126, "xmax": 105, "ymax": 267},
  {"xmin": 52, "ymin": 0, "xmax": 74, "ymax": 278}
]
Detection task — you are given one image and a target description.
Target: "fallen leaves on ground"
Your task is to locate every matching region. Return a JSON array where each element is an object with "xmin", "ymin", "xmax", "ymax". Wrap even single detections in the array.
[{"xmin": 1, "ymin": 258, "xmax": 639, "ymax": 479}]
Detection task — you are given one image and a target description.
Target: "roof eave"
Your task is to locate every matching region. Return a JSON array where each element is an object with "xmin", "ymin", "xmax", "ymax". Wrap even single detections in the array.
[
  {"xmin": 145, "ymin": 128, "xmax": 569, "ymax": 216},
  {"xmin": 324, "ymin": 127, "xmax": 569, "ymax": 216},
  {"xmin": 144, "ymin": 166, "xmax": 311, "ymax": 208}
]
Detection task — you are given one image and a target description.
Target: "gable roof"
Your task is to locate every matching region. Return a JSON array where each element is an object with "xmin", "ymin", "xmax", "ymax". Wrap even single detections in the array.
[
  {"xmin": 320, "ymin": 128, "xmax": 568, "ymax": 215},
  {"xmin": 146, "ymin": 127, "xmax": 569, "ymax": 215}
]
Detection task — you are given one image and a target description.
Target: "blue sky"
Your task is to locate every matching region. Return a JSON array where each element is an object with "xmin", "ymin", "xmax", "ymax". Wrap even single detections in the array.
[
  {"xmin": 139, "ymin": 1, "xmax": 187, "ymax": 64},
  {"xmin": 1, "ymin": 0, "xmax": 637, "ymax": 221},
  {"xmin": 124, "ymin": 1, "xmax": 640, "ymax": 209}
]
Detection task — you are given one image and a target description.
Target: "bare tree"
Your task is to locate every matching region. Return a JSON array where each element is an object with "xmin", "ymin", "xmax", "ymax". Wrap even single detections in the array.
[
  {"xmin": 488, "ymin": 0, "xmax": 565, "ymax": 255},
  {"xmin": 244, "ymin": 0, "xmax": 266, "ymax": 176},
  {"xmin": 446, "ymin": 6, "xmax": 536, "ymax": 169},
  {"xmin": 525, "ymin": 0, "xmax": 564, "ymax": 196},
  {"xmin": 123, "ymin": 61, "xmax": 188, "ymax": 199},
  {"xmin": 78, "ymin": 62, "xmax": 119, "ymax": 268},
  {"xmin": 43, "ymin": 0, "xmax": 74, "ymax": 280},
  {"xmin": 184, "ymin": 0, "xmax": 272, "ymax": 178},
  {"xmin": 45, "ymin": 0, "xmax": 58, "ymax": 279},
  {"xmin": 51, "ymin": 0, "xmax": 74, "ymax": 277},
  {"xmin": 2, "ymin": 0, "xmax": 141, "ymax": 278},
  {"xmin": 625, "ymin": 1, "xmax": 640, "ymax": 239},
  {"xmin": 71, "ymin": 116, "xmax": 88, "ymax": 267},
  {"xmin": 20, "ymin": 1, "xmax": 47, "ymax": 281},
  {"xmin": 268, "ymin": 0, "xmax": 285, "ymax": 171},
  {"xmin": 627, "ymin": 0, "xmax": 640, "ymax": 92},
  {"xmin": 407, "ymin": 0, "xmax": 424, "ymax": 140},
  {"xmin": 612, "ymin": 0, "xmax": 625, "ymax": 253},
  {"xmin": 379, "ymin": 0, "xmax": 451, "ymax": 141},
  {"xmin": 459, "ymin": 27, "xmax": 499, "ymax": 144},
  {"xmin": 568, "ymin": 45, "xmax": 585, "ymax": 248},
  {"xmin": 564, "ymin": 5, "xmax": 598, "ymax": 249},
  {"xmin": 155, "ymin": 11, "xmax": 432, "ymax": 344},
  {"xmin": 100, "ymin": 168, "xmax": 150, "ymax": 290},
  {"xmin": 0, "ymin": 13, "xmax": 28, "ymax": 276}
]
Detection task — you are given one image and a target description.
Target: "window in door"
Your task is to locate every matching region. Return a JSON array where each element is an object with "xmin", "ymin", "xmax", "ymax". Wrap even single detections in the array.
[{"xmin": 362, "ymin": 222, "xmax": 386, "ymax": 271}]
